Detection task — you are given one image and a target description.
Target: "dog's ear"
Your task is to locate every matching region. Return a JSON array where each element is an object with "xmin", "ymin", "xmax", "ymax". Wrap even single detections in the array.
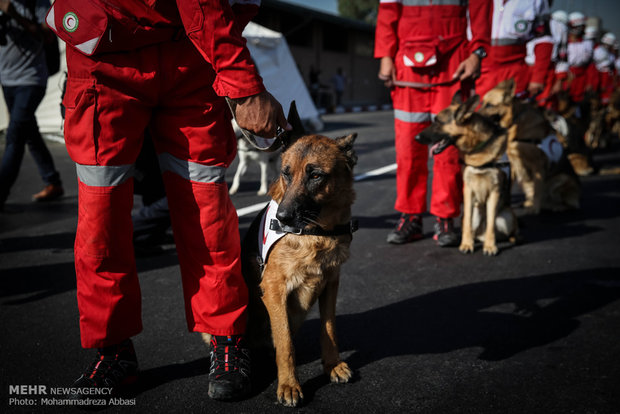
[
  {"xmin": 283, "ymin": 101, "xmax": 306, "ymax": 148},
  {"xmin": 335, "ymin": 133, "xmax": 358, "ymax": 169},
  {"xmin": 501, "ymin": 78, "xmax": 516, "ymax": 102},
  {"xmin": 451, "ymin": 90, "xmax": 464, "ymax": 105},
  {"xmin": 454, "ymin": 95, "xmax": 479, "ymax": 124}
]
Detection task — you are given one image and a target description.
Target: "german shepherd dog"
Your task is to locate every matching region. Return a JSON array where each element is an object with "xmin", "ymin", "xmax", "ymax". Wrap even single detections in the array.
[
  {"xmin": 239, "ymin": 106, "xmax": 357, "ymax": 406},
  {"xmin": 479, "ymin": 79, "xmax": 581, "ymax": 213},
  {"xmin": 417, "ymin": 93, "xmax": 518, "ymax": 255}
]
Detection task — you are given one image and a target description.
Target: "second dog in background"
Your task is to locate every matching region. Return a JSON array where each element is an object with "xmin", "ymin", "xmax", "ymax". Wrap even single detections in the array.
[{"xmin": 229, "ymin": 119, "xmax": 281, "ymax": 196}]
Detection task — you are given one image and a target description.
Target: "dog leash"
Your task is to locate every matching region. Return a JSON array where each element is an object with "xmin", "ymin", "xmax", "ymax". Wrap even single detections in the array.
[{"xmin": 391, "ymin": 78, "xmax": 459, "ymax": 89}]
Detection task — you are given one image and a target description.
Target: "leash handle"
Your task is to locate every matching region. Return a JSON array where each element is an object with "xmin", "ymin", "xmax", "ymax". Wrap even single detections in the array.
[{"xmin": 225, "ymin": 97, "xmax": 287, "ymax": 152}]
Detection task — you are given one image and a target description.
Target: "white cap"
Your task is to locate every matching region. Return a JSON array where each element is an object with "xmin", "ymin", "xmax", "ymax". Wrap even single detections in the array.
[
  {"xmin": 551, "ymin": 10, "xmax": 568, "ymax": 24},
  {"xmin": 568, "ymin": 11, "xmax": 586, "ymax": 27},
  {"xmin": 585, "ymin": 26, "xmax": 598, "ymax": 39},
  {"xmin": 601, "ymin": 32, "xmax": 617, "ymax": 46}
]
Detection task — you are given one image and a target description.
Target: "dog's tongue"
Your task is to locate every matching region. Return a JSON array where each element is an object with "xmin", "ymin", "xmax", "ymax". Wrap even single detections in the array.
[{"xmin": 430, "ymin": 141, "xmax": 444, "ymax": 155}]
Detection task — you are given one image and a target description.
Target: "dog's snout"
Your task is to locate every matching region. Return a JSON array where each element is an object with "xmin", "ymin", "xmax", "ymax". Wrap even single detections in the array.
[{"xmin": 276, "ymin": 207, "xmax": 294, "ymax": 225}]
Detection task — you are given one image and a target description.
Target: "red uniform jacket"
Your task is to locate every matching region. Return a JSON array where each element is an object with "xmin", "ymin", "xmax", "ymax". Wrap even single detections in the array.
[{"xmin": 374, "ymin": 0, "xmax": 490, "ymax": 62}]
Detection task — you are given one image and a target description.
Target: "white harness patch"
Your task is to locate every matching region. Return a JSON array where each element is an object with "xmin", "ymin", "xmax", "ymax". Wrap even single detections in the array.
[{"xmin": 258, "ymin": 200, "xmax": 287, "ymax": 265}]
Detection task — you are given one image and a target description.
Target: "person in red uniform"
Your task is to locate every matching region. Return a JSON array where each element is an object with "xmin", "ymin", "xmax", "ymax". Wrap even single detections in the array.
[
  {"xmin": 45, "ymin": 0, "xmax": 289, "ymax": 401},
  {"xmin": 476, "ymin": 0, "xmax": 551, "ymax": 100},
  {"xmin": 597, "ymin": 32, "xmax": 617, "ymax": 105},
  {"xmin": 374, "ymin": 0, "xmax": 491, "ymax": 246},
  {"xmin": 525, "ymin": 17, "xmax": 555, "ymax": 105},
  {"xmin": 565, "ymin": 11, "xmax": 593, "ymax": 103}
]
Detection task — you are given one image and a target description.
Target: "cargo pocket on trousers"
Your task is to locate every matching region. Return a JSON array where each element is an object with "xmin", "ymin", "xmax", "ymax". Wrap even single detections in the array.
[{"xmin": 63, "ymin": 78, "xmax": 99, "ymax": 165}]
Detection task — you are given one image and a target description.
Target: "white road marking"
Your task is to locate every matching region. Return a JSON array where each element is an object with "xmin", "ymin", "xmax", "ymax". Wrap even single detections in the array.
[{"xmin": 235, "ymin": 163, "xmax": 397, "ymax": 217}]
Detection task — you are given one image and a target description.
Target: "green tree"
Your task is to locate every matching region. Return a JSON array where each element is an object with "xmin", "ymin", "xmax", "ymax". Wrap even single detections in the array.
[{"xmin": 338, "ymin": 0, "xmax": 378, "ymax": 24}]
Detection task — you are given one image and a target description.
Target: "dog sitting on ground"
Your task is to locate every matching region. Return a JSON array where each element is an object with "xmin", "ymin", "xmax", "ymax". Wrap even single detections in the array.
[
  {"xmin": 229, "ymin": 119, "xmax": 281, "ymax": 196},
  {"xmin": 238, "ymin": 105, "xmax": 357, "ymax": 407},
  {"xmin": 479, "ymin": 79, "xmax": 581, "ymax": 213},
  {"xmin": 417, "ymin": 93, "xmax": 518, "ymax": 255}
]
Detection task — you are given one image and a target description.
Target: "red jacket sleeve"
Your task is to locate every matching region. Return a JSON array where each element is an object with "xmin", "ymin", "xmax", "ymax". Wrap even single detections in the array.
[
  {"xmin": 374, "ymin": 1, "xmax": 401, "ymax": 59},
  {"xmin": 176, "ymin": 0, "xmax": 265, "ymax": 99},
  {"xmin": 531, "ymin": 41, "xmax": 553, "ymax": 84},
  {"xmin": 467, "ymin": 0, "xmax": 491, "ymax": 54}
]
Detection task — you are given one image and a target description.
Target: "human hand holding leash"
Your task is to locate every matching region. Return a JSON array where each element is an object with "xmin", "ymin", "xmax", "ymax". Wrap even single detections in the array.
[
  {"xmin": 453, "ymin": 53, "xmax": 481, "ymax": 81},
  {"xmin": 232, "ymin": 91, "xmax": 291, "ymax": 138}
]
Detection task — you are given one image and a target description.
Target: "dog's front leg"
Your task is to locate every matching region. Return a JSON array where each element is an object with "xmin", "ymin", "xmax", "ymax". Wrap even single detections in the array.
[
  {"xmin": 319, "ymin": 274, "xmax": 352, "ymax": 383},
  {"xmin": 483, "ymin": 189, "xmax": 500, "ymax": 256},
  {"xmin": 229, "ymin": 158, "xmax": 247, "ymax": 195},
  {"xmin": 459, "ymin": 180, "xmax": 475, "ymax": 254},
  {"xmin": 261, "ymin": 276, "xmax": 303, "ymax": 407},
  {"xmin": 258, "ymin": 159, "xmax": 269, "ymax": 196}
]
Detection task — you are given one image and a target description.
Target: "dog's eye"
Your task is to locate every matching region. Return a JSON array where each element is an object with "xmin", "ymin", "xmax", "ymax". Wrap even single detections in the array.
[
  {"xmin": 309, "ymin": 172, "xmax": 324, "ymax": 181},
  {"xmin": 281, "ymin": 169, "xmax": 292, "ymax": 183}
]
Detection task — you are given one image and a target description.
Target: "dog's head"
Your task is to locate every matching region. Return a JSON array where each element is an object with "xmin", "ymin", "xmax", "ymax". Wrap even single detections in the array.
[
  {"xmin": 268, "ymin": 132, "xmax": 357, "ymax": 231},
  {"xmin": 479, "ymin": 78, "xmax": 516, "ymax": 126},
  {"xmin": 416, "ymin": 93, "xmax": 485, "ymax": 154},
  {"xmin": 417, "ymin": 93, "xmax": 507, "ymax": 165}
]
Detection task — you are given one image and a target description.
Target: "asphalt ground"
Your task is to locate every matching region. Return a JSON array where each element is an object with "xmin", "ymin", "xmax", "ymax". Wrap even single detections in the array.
[{"xmin": 1, "ymin": 110, "xmax": 620, "ymax": 414}]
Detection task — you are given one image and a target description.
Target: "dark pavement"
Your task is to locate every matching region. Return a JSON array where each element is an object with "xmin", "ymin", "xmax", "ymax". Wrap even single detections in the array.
[{"xmin": 1, "ymin": 110, "xmax": 620, "ymax": 413}]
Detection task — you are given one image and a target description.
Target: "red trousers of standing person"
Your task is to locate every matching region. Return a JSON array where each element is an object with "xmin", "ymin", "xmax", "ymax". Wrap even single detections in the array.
[
  {"xmin": 63, "ymin": 37, "xmax": 248, "ymax": 348},
  {"xmin": 391, "ymin": 44, "xmax": 467, "ymax": 219}
]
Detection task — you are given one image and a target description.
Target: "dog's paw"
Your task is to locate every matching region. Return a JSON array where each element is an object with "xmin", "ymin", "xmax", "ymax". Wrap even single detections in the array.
[
  {"xmin": 229, "ymin": 187, "xmax": 238, "ymax": 195},
  {"xmin": 459, "ymin": 242, "xmax": 474, "ymax": 254},
  {"xmin": 327, "ymin": 361, "xmax": 352, "ymax": 383},
  {"xmin": 483, "ymin": 244, "xmax": 498, "ymax": 256},
  {"xmin": 257, "ymin": 188, "xmax": 268, "ymax": 196},
  {"xmin": 277, "ymin": 382, "xmax": 304, "ymax": 407}
]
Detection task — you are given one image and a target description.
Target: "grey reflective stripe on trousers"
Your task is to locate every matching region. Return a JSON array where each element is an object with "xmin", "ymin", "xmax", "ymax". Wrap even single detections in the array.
[
  {"xmin": 491, "ymin": 38, "xmax": 526, "ymax": 46},
  {"xmin": 158, "ymin": 152, "xmax": 226, "ymax": 184},
  {"xmin": 402, "ymin": 0, "xmax": 466, "ymax": 6},
  {"xmin": 394, "ymin": 109, "xmax": 432, "ymax": 124},
  {"xmin": 76, "ymin": 164, "xmax": 134, "ymax": 187}
]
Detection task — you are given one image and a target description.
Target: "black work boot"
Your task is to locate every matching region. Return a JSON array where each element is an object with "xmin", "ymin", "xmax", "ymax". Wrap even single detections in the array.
[
  {"xmin": 70, "ymin": 339, "xmax": 139, "ymax": 400},
  {"xmin": 208, "ymin": 335, "xmax": 251, "ymax": 401},
  {"xmin": 387, "ymin": 213, "xmax": 423, "ymax": 244},
  {"xmin": 433, "ymin": 217, "xmax": 460, "ymax": 247}
]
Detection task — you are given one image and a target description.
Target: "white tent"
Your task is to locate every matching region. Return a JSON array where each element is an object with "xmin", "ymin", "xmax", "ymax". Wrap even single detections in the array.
[{"xmin": 0, "ymin": 23, "xmax": 322, "ymax": 137}]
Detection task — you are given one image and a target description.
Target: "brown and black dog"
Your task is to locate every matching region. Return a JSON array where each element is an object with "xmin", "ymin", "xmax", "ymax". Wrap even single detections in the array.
[
  {"xmin": 479, "ymin": 79, "xmax": 581, "ymax": 213},
  {"xmin": 417, "ymin": 93, "xmax": 518, "ymax": 255},
  {"xmin": 238, "ymin": 106, "xmax": 357, "ymax": 407}
]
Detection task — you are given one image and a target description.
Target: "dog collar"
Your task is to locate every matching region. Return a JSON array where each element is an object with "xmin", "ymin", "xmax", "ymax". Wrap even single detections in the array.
[
  {"xmin": 257, "ymin": 200, "xmax": 358, "ymax": 270},
  {"xmin": 268, "ymin": 218, "xmax": 359, "ymax": 237}
]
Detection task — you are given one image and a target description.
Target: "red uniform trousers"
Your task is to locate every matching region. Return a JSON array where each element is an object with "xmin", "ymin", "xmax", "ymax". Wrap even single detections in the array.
[
  {"xmin": 63, "ymin": 38, "xmax": 248, "ymax": 348},
  {"xmin": 600, "ymin": 71, "xmax": 615, "ymax": 104},
  {"xmin": 569, "ymin": 66, "xmax": 588, "ymax": 103},
  {"xmin": 391, "ymin": 43, "xmax": 467, "ymax": 218},
  {"xmin": 476, "ymin": 45, "xmax": 529, "ymax": 99},
  {"xmin": 530, "ymin": 66, "xmax": 557, "ymax": 108}
]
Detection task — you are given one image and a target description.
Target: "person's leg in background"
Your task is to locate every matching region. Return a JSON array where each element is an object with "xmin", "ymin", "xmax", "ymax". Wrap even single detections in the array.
[
  {"xmin": 0, "ymin": 85, "xmax": 63, "ymax": 209},
  {"xmin": 388, "ymin": 102, "xmax": 431, "ymax": 244}
]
